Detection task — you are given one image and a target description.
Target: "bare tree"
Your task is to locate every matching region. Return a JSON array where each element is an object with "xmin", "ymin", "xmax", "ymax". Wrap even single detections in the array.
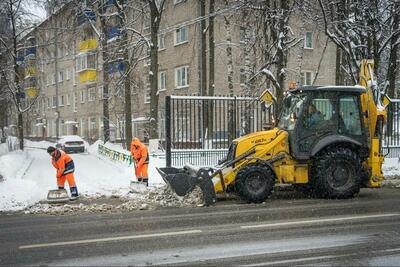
[
  {"xmin": 81, "ymin": 0, "xmax": 149, "ymax": 147},
  {"xmin": 318, "ymin": 0, "xmax": 400, "ymax": 84},
  {"xmin": 239, "ymin": 0, "xmax": 302, "ymax": 116},
  {"xmin": 146, "ymin": 0, "xmax": 165, "ymax": 140},
  {"xmin": 0, "ymin": 0, "xmax": 40, "ymax": 150}
]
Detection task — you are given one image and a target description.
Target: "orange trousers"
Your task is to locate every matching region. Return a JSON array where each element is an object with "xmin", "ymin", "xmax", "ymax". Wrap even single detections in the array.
[
  {"xmin": 135, "ymin": 163, "xmax": 148, "ymax": 181},
  {"xmin": 57, "ymin": 173, "xmax": 76, "ymax": 188}
]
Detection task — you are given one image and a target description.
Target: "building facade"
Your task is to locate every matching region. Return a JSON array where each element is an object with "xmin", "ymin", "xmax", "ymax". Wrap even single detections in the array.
[{"xmin": 22, "ymin": 0, "xmax": 338, "ymax": 143}]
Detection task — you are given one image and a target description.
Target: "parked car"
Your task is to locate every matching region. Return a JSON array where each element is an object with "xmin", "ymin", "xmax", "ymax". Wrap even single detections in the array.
[{"xmin": 56, "ymin": 135, "xmax": 87, "ymax": 153}]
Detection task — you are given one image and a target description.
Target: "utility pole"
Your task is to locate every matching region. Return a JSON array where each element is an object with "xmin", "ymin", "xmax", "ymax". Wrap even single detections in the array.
[{"xmin": 54, "ymin": 26, "xmax": 60, "ymax": 139}]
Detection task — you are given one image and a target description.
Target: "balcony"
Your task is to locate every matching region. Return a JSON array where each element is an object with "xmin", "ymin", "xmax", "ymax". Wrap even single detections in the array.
[
  {"xmin": 78, "ymin": 39, "xmax": 98, "ymax": 52},
  {"xmin": 25, "ymin": 47, "xmax": 36, "ymax": 58},
  {"xmin": 105, "ymin": 0, "xmax": 116, "ymax": 8},
  {"xmin": 25, "ymin": 66, "xmax": 36, "ymax": 78},
  {"xmin": 77, "ymin": 9, "xmax": 96, "ymax": 26},
  {"xmin": 107, "ymin": 61, "xmax": 125, "ymax": 74},
  {"xmin": 25, "ymin": 87, "xmax": 38, "ymax": 98},
  {"xmin": 78, "ymin": 70, "xmax": 97, "ymax": 83},
  {"xmin": 106, "ymin": 26, "xmax": 121, "ymax": 41}
]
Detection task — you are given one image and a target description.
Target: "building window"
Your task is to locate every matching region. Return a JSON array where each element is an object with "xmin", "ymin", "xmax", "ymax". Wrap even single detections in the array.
[
  {"xmin": 59, "ymin": 95, "xmax": 64, "ymax": 106},
  {"xmin": 73, "ymin": 67, "xmax": 77, "ymax": 85},
  {"xmin": 159, "ymin": 71, "xmax": 166, "ymax": 91},
  {"xmin": 66, "ymin": 94, "xmax": 70, "ymax": 105},
  {"xmin": 80, "ymin": 117, "xmax": 85, "ymax": 137},
  {"xmin": 158, "ymin": 33, "xmax": 165, "ymax": 50},
  {"xmin": 174, "ymin": 0, "xmax": 185, "ymax": 4},
  {"xmin": 88, "ymin": 87, "xmax": 96, "ymax": 101},
  {"xmin": 52, "ymin": 96, "xmax": 57, "ymax": 108},
  {"xmin": 47, "ymin": 97, "xmax": 50, "ymax": 109},
  {"xmin": 175, "ymin": 25, "xmax": 188, "ymax": 45},
  {"xmin": 52, "ymin": 73, "xmax": 56, "ymax": 84},
  {"xmin": 58, "ymin": 71, "xmax": 63, "ymax": 82},
  {"xmin": 240, "ymin": 68, "xmax": 246, "ymax": 84},
  {"xmin": 80, "ymin": 90, "xmax": 86, "ymax": 103},
  {"xmin": 145, "ymin": 85, "xmax": 150, "ymax": 103},
  {"xmin": 304, "ymin": 32, "xmax": 313, "ymax": 49},
  {"xmin": 301, "ymin": 71, "xmax": 313, "ymax": 86},
  {"xmin": 46, "ymin": 74, "xmax": 51, "ymax": 86},
  {"xmin": 73, "ymin": 92, "xmax": 77, "ymax": 112},
  {"xmin": 175, "ymin": 66, "xmax": 189, "ymax": 88},
  {"xmin": 239, "ymin": 26, "xmax": 246, "ymax": 43},
  {"xmin": 66, "ymin": 69, "xmax": 70, "ymax": 80},
  {"xmin": 98, "ymin": 86, "xmax": 104, "ymax": 100},
  {"xmin": 76, "ymin": 53, "xmax": 96, "ymax": 72}
]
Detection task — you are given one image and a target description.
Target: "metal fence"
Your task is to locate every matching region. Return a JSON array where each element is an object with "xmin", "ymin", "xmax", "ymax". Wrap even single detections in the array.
[
  {"xmin": 165, "ymin": 95, "xmax": 272, "ymax": 167},
  {"xmin": 164, "ymin": 95, "xmax": 400, "ymax": 167},
  {"xmin": 383, "ymin": 99, "xmax": 400, "ymax": 157}
]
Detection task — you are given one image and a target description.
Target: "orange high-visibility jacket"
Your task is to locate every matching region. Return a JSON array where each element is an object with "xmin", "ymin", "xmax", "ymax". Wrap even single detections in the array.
[
  {"xmin": 51, "ymin": 150, "xmax": 75, "ymax": 178},
  {"xmin": 130, "ymin": 138, "xmax": 149, "ymax": 168}
]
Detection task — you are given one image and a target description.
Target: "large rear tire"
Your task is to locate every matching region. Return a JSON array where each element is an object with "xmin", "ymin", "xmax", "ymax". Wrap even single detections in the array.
[
  {"xmin": 311, "ymin": 147, "xmax": 361, "ymax": 199},
  {"xmin": 235, "ymin": 164, "xmax": 275, "ymax": 203}
]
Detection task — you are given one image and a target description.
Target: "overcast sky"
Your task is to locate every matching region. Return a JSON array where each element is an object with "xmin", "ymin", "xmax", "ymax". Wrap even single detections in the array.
[{"xmin": 25, "ymin": 0, "xmax": 47, "ymax": 22}]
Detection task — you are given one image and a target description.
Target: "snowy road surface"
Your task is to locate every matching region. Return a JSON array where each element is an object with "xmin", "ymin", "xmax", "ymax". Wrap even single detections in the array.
[{"xmin": 1, "ymin": 188, "xmax": 400, "ymax": 266}]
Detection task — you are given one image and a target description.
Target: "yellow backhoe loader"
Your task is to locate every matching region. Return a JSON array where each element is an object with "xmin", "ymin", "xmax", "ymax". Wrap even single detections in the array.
[{"xmin": 157, "ymin": 59, "xmax": 391, "ymax": 205}]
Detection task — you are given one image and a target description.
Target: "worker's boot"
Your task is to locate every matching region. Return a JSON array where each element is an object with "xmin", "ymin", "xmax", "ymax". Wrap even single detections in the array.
[
  {"xmin": 142, "ymin": 179, "xmax": 148, "ymax": 187},
  {"xmin": 70, "ymin": 187, "xmax": 79, "ymax": 201}
]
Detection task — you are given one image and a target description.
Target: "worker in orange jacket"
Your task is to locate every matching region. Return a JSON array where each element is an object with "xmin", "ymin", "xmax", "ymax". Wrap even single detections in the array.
[
  {"xmin": 130, "ymin": 137, "xmax": 149, "ymax": 186},
  {"xmin": 47, "ymin": 146, "xmax": 79, "ymax": 200}
]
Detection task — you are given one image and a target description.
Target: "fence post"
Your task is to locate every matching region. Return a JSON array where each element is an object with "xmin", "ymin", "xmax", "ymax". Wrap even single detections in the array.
[{"xmin": 165, "ymin": 95, "xmax": 172, "ymax": 167}]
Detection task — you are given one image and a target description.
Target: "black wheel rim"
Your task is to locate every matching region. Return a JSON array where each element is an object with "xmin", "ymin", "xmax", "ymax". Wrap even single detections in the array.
[
  {"xmin": 327, "ymin": 159, "xmax": 354, "ymax": 189},
  {"xmin": 245, "ymin": 170, "xmax": 267, "ymax": 195}
]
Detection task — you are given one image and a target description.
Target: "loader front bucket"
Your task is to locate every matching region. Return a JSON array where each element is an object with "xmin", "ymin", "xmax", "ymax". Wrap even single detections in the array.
[{"xmin": 156, "ymin": 166, "xmax": 217, "ymax": 206}]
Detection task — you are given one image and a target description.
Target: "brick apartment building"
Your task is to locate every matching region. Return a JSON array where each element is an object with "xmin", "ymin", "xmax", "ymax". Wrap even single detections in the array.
[{"xmin": 15, "ymin": 0, "xmax": 337, "ymax": 143}]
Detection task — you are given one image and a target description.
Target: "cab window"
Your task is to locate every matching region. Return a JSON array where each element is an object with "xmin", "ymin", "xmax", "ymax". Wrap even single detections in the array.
[{"xmin": 339, "ymin": 95, "xmax": 362, "ymax": 135}]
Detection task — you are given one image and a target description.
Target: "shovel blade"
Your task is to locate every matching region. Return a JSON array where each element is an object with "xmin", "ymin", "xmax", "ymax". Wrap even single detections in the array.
[
  {"xmin": 130, "ymin": 181, "xmax": 148, "ymax": 193},
  {"xmin": 47, "ymin": 189, "xmax": 69, "ymax": 203}
]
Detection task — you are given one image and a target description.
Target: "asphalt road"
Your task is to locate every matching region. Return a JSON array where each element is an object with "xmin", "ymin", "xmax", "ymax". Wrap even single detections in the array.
[{"xmin": 1, "ymin": 187, "xmax": 400, "ymax": 266}]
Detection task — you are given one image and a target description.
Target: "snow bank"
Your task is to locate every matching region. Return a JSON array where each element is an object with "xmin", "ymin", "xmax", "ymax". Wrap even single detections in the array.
[
  {"xmin": 0, "ymin": 150, "xmax": 42, "ymax": 211},
  {"xmin": 382, "ymin": 157, "xmax": 400, "ymax": 188},
  {"xmin": 0, "ymin": 136, "xmax": 19, "ymax": 156}
]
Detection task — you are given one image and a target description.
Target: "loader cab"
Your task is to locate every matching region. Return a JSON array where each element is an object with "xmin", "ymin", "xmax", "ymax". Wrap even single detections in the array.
[{"xmin": 278, "ymin": 86, "xmax": 368, "ymax": 160}]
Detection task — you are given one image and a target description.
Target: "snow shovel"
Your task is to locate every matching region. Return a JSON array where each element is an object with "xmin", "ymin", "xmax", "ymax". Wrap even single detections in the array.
[
  {"xmin": 130, "ymin": 180, "xmax": 148, "ymax": 193},
  {"xmin": 47, "ymin": 189, "xmax": 70, "ymax": 203}
]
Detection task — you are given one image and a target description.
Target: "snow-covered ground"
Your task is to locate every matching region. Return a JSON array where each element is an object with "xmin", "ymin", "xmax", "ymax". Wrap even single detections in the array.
[
  {"xmin": 0, "ymin": 140, "xmax": 170, "ymax": 212},
  {"xmin": 0, "ymin": 139, "xmax": 399, "ymax": 213}
]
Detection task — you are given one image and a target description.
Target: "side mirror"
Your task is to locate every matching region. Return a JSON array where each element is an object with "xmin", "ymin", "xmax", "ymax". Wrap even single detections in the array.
[{"xmin": 259, "ymin": 89, "xmax": 276, "ymax": 108}]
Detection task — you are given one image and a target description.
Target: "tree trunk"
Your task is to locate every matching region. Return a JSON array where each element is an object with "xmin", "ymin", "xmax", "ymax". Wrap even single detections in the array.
[
  {"xmin": 12, "ymin": 17, "xmax": 23, "ymax": 150},
  {"xmin": 224, "ymin": 9, "xmax": 235, "ymax": 143},
  {"xmin": 124, "ymin": 48, "xmax": 132, "ymax": 149},
  {"xmin": 207, "ymin": 0, "xmax": 215, "ymax": 140},
  {"xmin": 99, "ymin": 9, "xmax": 110, "ymax": 143},
  {"xmin": 199, "ymin": 0, "xmax": 208, "ymax": 142},
  {"xmin": 149, "ymin": 2, "xmax": 160, "ymax": 139}
]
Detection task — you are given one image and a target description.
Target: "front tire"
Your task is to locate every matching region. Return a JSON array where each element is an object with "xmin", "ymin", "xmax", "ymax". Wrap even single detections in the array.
[
  {"xmin": 311, "ymin": 147, "xmax": 361, "ymax": 199},
  {"xmin": 235, "ymin": 163, "xmax": 275, "ymax": 203}
]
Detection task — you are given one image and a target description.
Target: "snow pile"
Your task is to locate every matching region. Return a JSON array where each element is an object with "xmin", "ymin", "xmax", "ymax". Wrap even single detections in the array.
[
  {"xmin": 382, "ymin": 157, "xmax": 400, "ymax": 188},
  {"xmin": 0, "ymin": 150, "xmax": 43, "ymax": 211},
  {"xmin": 24, "ymin": 139, "xmax": 54, "ymax": 150},
  {"xmin": 0, "ymin": 136, "xmax": 19, "ymax": 156},
  {"xmin": 25, "ymin": 186, "xmax": 204, "ymax": 215}
]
